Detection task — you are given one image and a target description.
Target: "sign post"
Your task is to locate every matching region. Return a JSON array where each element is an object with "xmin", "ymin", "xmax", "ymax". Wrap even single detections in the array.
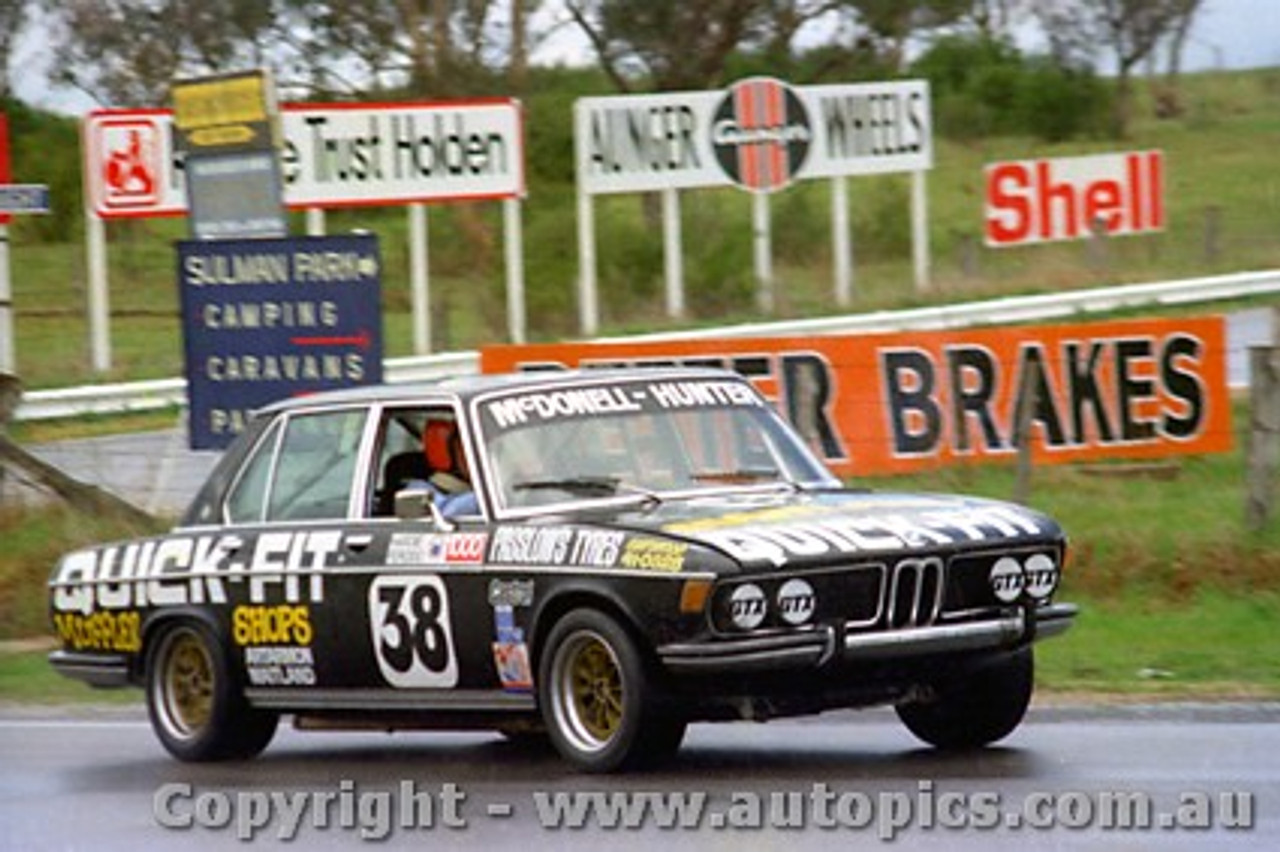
[
  {"xmin": 0, "ymin": 114, "xmax": 52, "ymax": 374},
  {"xmin": 574, "ymin": 78, "xmax": 932, "ymax": 335}
]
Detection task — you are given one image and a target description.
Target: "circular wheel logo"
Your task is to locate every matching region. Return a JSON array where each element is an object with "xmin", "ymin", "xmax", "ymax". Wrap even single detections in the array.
[{"xmin": 712, "ymin": 77, "xmax": 812, "ymax": 193}]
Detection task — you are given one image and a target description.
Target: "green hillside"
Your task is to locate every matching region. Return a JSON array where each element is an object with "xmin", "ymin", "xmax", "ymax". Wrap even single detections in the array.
[{"xmin": 4, "ymin": 66, "xmax": 1280, "ymax": 390}]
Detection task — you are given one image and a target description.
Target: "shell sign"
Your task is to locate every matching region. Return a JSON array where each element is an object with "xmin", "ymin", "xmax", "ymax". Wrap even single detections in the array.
[{"xmin": 482, "ymin": 315, "xmax": 1231, "ymax": 476}]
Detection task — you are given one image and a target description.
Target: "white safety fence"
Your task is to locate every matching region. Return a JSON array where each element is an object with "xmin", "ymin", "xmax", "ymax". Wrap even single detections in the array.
[
  {"xmin": 3, "ymin": 270, "xmax": 1276, "ymax": 516},
  {"xmin": 16, "ymin": 268, "xmax": 1279, "ymax": 423}
]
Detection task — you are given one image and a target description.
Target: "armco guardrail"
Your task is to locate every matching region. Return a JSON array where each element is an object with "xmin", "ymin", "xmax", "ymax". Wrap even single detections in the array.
[{"xmin": 16, "ymin": 269, "xmax": 1279, "ymax": 422}]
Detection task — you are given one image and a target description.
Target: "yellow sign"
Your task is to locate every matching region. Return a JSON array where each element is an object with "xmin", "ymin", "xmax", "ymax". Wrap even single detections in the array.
[
  {"xmin": 173, "ymin": 72, "xmax": 269, "ymax": 131},
  {"xmin": 171, "ymin": 70, "xmax": 276, "ymax": 155}
]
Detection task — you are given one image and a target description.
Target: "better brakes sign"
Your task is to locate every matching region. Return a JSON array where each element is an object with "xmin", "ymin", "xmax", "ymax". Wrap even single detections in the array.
[
  {"xmin": 178, "ymin": 234, "xmax": 383, "ymax": 450},
  {"xmin": 85, "ymin": 99, "xmax": 524, "ymax": 219}
]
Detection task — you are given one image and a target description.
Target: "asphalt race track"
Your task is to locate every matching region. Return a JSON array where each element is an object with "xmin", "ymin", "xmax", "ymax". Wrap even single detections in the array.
[{"xmin": 1, "ymin": 703, "xmax": 1275, "ymax": 850}]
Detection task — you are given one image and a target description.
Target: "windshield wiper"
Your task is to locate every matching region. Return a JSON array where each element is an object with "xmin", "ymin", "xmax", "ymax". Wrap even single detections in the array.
[
  {"xmin": 512, "ymin": 476, "xmax": 662, "ymax": 506},
  {"xmin": 689, "ymin": 467, "xmax": 781, "ymax": 485},
  {"xmin": 513, "ymin": 476, "xmax": 625, "ymax": 496}
]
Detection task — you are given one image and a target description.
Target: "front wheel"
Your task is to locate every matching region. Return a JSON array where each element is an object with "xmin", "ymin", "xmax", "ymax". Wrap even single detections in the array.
[
  {"xmin": 146, "ymin": 622, "xmax": 278, "ymax": 761},
  {"xmin": 538, "ymin": 609, "xmax": 682, "ymax": 773},
  {"xmin": 896, "ymin": 648, "xmax": 1034, "ymax": 750}
]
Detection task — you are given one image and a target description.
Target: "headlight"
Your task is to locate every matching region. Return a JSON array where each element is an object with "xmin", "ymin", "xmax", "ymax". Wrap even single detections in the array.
[
  {"xmin": 776, "ymin": 578, "xmax": 816, "ymax": 626},
  {"xmin": 989, "ymin": 553, "xmax": 1059, "ymax": 603},
  {"xmin": 989, "ymin": 556, "xmax": 1026, "ymax": 603},
  {"xmin": 728, "ymin": 583, "xmax": 767, "ymax": 630}
]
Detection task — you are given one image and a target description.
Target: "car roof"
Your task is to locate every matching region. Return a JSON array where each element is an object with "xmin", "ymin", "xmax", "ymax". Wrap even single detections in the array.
[{"xmin": 255, "ymin": 367, "xmax": 744, "ymax": 415}]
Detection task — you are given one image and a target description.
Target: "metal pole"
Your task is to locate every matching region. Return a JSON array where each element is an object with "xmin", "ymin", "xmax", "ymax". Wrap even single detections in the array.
[
  {"xmin": 753, "ymin": 192, "xmax": 773, "ymax": 313},
  {"xmin": 86, "ymin": 210, "xmax": 111, "ymax": 372},
  {"xmin": 0, "ymin": 223, "xmax": 12, "ymax": 373},
  {"xmin": 577, "ymin": 186, "xmax": 598, "ymax": 336},
  {"xmin": 504, "ymin": 198, "xmax": 526, "ymax": 344},
  {"xmin": 911, "ymin": 170, "xmax": 930, "ymax": 295},
  {"xmin": 409, "ymin": 203, "xmax": 430, "ymax": 354},
  {"xmin": 662, "ymin": 187, "xmax": 685, "ymax": 319},
  {"xmin": 832, "ymin": 177, "xmax": 853, "ymax": 308},
  {"xmin": 306, "ymin": 207, "xmax": 326, "ymax": 236}
]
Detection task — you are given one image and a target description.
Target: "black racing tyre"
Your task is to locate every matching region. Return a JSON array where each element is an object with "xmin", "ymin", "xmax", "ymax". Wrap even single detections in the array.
[
  {"xmin": 538, "ymin": 609, "xmax": 680, "ymax": 773},
  {"xmin": 145, "ymin": 621, "xmax": 278, "ymax": 762},
  {"xmin": 896, "ymin": 647, "xmax": 1034, "ymax": 750}
]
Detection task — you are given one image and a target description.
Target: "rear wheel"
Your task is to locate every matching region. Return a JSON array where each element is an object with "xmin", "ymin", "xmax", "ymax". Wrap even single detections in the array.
[
  {"xmin": 896, "ymin": 648, "xmax": 1034, "ymax": 750},
  {"xmin": 538, "ymin": 609, "xmax": 682, "ymax": 773},
  {"xmin": 146, "ymin": 622, "xmax": 278, "ymax": 761}
]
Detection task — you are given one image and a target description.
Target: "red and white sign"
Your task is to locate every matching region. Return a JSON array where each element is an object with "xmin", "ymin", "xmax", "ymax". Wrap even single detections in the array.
[
  {"xmin": 84, "ymin": 99, "xmax": 525, "ymax": 219},
  {"xmin": 984, "ymin": 150, "xmax": 1164, "ymax": 247}
]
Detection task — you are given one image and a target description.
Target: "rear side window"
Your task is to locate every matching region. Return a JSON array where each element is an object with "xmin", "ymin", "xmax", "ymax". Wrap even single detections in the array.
[
  {"xmin": 224, "ymin": 409, "xmax": 368, "ymax": 524},
  {"xmin": 225, "ymin": 419, "xmax": 281, "ymax": 525},
  {"xmin": 267, "ymin": 410, "xmax": 368, "ymax": 521}
]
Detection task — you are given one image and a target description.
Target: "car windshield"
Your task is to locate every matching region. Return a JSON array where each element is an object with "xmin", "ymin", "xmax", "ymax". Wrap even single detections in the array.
[{"xmin": 474, "ymin": 376, "xmax": 838, "ymax": 513}]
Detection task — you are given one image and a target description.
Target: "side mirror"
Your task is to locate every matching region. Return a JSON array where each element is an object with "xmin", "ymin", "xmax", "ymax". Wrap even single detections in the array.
[{"xmin": 394, "ymin": 487, "xmax": 456, "ymax": 531}]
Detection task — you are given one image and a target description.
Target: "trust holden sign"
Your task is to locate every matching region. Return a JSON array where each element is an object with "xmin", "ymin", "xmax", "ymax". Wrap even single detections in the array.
[
  {"xmin": 83, "ymin": 99, "xmax": 524, "ymax": 219},
  {"xmin": 984, "ymin": 150, "xmax": 1164, "ymax": 247}
]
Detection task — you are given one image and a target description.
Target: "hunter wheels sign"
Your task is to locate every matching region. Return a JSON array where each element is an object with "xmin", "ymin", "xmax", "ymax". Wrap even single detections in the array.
[
  {"xmin": 576, "ymin": 78, "xmax": 931, "ymax": 196},
  {"xmin": 711, "ymin": 78, "xmax": 812, "ymax": 193},
  {"xmin": 482, "ymin": 315, "xmax": 1231, "ymax": 476}
]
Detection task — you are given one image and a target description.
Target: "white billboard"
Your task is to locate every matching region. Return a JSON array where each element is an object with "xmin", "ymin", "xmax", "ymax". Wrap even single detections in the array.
[
  {"xmin": 575, "ymin": 78, "xmax": 931, "ymax": 196},
  {"xmin": 84, "ymin": 99, "xmax": 525, "ymax": 219}
]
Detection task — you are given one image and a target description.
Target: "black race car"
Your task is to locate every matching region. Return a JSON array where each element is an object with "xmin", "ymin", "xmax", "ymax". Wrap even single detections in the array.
[{"xmin": 49, "ymin": 369, "xmax": 1075, "ymax": 772}]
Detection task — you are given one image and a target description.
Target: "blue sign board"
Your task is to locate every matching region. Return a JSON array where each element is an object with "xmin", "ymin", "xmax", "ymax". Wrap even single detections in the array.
[
  {"xmin": 178, "ymin": 234, "xmax": 383, "ymax": 449},
  {"xmin": 0, "ymin": 184, "xmax": 50, "ymax": 214}
]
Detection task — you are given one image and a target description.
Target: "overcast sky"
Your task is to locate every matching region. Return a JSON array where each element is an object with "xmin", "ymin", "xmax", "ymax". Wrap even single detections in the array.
[{"xmin": 10, "ymin": 0, "xmax": 1279, "ymax": 115}]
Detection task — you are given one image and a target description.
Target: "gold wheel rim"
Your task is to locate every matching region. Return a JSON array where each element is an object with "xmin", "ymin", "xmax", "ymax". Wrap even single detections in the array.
[
  {"xmin": 163, "ymin": 631, "xmax": 214, "ymax": 735},
  {"xmin": 567, "ymin": 637, "xmax": 623, "ymax": 742}
]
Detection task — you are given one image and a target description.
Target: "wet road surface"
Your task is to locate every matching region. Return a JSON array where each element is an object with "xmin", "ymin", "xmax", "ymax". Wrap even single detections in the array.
[{"xmin": 1, "ymin": 703, "xmax": 1276, "ymax": 850}]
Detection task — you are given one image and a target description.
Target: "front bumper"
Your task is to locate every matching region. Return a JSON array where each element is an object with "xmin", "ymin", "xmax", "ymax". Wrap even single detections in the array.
[
  {"xmin": 659, "ymin": 603, "xmax": 1076, "ymax": 675},
  {"xmin": 48, "ymin": 650, "xmax": 132, "ymax": 688}
]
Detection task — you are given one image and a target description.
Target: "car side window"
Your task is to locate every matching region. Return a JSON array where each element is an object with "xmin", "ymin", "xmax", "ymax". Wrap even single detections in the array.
[
  {"xmin": 266, "ymin": 409, "xmax": 368, "ymax": 521},
  {"xmin": 225, "ymin": 419, "xmax": 282, "ymax": 524}
]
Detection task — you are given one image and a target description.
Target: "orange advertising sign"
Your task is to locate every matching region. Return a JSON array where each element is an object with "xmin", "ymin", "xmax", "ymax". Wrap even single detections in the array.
[{"xmin": 481, "ymin": 316, "xmax": 1231, "ymax": 476}]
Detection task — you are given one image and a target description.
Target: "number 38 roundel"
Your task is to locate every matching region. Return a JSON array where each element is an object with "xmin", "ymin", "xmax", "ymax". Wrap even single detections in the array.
[{"xmin": 368, "ymin": 575, "xmax": 459, "ymax": 688}]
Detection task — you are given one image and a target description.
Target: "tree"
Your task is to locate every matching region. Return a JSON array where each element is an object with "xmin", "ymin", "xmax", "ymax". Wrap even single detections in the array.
[
  {"xmin": 839, "ymin": 0, "xmax": 973, "ymax": 72},
  {"xmin": 1033, "ymin": 0, "xmax": 1187, "ymax": 137},
  {"xmin": 40, "ymin": 0, "xmax": 283, "ymax": 106},
  {"xmin": 565, "ymin": 0, "xmax": 771, "ymax": 92},
  {"xmin": 0, "ymin": 0, "xmax": 31, "ymax": 99}
]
